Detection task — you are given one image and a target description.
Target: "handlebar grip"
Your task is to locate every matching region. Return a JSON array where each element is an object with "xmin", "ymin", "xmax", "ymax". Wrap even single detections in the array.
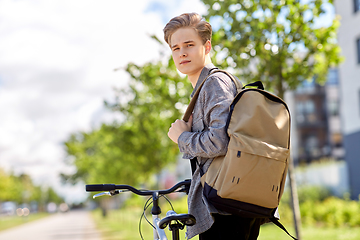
[{"xmin": 86, "ymin": 184, "xmax": 116, "ymax": 192}]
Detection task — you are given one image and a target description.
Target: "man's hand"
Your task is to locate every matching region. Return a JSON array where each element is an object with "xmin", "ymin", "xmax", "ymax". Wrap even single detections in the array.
[{"xmin": 168, "ymin": 115, "xmax": 193, "ymax": 144}]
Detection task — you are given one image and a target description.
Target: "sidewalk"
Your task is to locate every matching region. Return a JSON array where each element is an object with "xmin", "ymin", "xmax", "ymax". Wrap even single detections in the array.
[{"xmin": 0, "ymin": 210, "xmax": 102, "ymax": 240}]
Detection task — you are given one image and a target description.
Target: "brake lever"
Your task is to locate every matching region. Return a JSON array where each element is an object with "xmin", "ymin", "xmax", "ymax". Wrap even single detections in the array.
[
  {"xmin": 93, "ymin": 190, "xmax": 120, "ymax": 199},
  {"xmin": 176, "ymin": 185, "xmax": 190, "ymax": 195}
]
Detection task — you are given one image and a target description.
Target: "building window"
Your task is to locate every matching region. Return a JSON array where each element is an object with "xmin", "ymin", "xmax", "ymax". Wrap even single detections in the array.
[
  {"xmin": 355, "ymin": 0, "xmax": 360, "ymax": 12},
  {"xmin": 326, "ymin": 68, "xmax": 339, "ymax": 85},
  {"xmin": 296, "ymin": 100, "xmax": 316, "ymax": 123},
  {"xmin": 296, "ymin": 79, "xmax": 316, "ymax": 94},
  {"xmin": 328, "ymin": 100, "xmax": 339, "ymax": 116},
  {"xmin": 357, "ymin": 38, "xmax": 360, "ymax": 64},
  {"xmin": 304, "ymin": 135, "xmax": 320, "ymax": 158}
]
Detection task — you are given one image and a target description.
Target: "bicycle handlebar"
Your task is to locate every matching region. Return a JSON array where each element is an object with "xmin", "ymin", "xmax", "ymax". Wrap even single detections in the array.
[{"xmin": 86, "ymin": 179, "xmax": 191, "ymax": 196}]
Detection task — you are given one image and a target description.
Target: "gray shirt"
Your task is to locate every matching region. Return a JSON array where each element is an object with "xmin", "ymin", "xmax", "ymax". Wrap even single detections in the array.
[{"xmin": 178, "ymin": 63, "xmax": 238, "ymax": 239}]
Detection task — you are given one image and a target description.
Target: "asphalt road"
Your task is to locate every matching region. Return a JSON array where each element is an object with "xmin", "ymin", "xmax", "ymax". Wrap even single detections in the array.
[{"xmin": 0, "ymin": 210, "xmax": 102, "ymax": 240}]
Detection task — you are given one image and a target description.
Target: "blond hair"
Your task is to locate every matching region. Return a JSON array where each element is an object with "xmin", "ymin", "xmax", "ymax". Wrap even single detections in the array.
[{"xmin": 163, "ymin": 13, "xmax": 212, "ymax": 46}]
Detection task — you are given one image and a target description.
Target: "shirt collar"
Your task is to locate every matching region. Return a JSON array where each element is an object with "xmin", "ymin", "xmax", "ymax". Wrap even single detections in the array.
[{"xmin": 190, "ymin": 63, "xmax": 217, "ymax": 98}]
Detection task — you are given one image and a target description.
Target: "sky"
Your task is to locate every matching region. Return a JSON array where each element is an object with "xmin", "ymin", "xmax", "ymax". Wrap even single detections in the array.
[{"xmin": 0, "ymin": 0, "xmax": 207, "ymax": 203}]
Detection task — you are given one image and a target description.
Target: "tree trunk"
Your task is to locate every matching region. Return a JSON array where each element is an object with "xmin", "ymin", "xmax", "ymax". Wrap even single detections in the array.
[
  {"xmin": 288, "ymin": 157, "xmax": 302, "ymax": 239},
  {"xmin": 277, "ymin": 78, "xmax": 302, "ymax": 239},
  {"xmin": 100, "ymin": 198, "xmax": 109, "ymax": 218}
]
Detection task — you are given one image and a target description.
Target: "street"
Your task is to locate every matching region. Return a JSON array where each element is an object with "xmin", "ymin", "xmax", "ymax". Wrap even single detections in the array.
[{"xmin": 0, "ymin": 210, "xmax": 102, "ymax": 240}]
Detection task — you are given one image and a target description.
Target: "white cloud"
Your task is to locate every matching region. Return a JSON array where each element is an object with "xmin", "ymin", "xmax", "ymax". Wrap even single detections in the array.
[{"xmin": 0, "ymin": 0, "xmax": 206, "ymax": 203}]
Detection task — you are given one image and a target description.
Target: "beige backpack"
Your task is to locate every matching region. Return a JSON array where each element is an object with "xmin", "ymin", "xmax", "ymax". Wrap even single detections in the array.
[{"xmin": 183, "ymin": 69, "xmax": 296, "ymax": 239}]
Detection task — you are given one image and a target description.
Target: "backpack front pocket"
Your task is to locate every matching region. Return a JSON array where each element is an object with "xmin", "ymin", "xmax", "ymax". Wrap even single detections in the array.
[{"xmin": 214, "ymin": 136, "xmax": 289, "ymax": 208}]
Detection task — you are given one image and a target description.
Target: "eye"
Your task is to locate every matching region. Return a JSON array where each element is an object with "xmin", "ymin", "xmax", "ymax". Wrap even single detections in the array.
[
  {"xmin": 187, "ymin": 44, "xmax": 194, "ymax": 47},
  {"xmin": 172, "ymin": 47, "xmax": 179, "ymax": 51}
]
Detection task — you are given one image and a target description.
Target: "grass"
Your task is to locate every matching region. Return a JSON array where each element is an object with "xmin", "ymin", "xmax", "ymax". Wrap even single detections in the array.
[
  {"xmin": 91, "ymin": 206, "xmax": 189, "ymax": 240},
  {"xmin": 0, "ymin": 212, "xmax": 50, "ymax": 231},
  {"xmin": 92, "ymin": 207, "xmax": 166, "ymax": 240},
  {"xmin": 91, "ymin": 207, "xmax": 360, "ymax": 240},
  {"xmin": 258, "ymin": 223, "xmax": 360, "ymax": 240},
  {"xmin": 91, "ymin": 195, "xmax": 360, "ymax": 240}
]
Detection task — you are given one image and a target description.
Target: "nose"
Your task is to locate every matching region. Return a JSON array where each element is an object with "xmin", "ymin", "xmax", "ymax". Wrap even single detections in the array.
[{"xmin": 180, "ymin": 49, "xmax": 187, "ymax": 57}]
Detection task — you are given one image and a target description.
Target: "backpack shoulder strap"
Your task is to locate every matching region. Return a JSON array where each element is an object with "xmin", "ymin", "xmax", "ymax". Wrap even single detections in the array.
[
  {"xmin": 270, "ymin": 218, "xmax": 298, "ymax": 240},
  {"xmin": 212, "ymin": 69, "xmax": 243, "ymax": 92},
  {"xmin": 183, "ymin": 69, "xmax": 242, "ymax": 121}
]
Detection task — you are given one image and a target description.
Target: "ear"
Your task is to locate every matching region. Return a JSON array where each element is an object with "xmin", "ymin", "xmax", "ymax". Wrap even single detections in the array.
[{"xmin": 205, "ymin": 40, "xmax": 212, "ymax": 55}]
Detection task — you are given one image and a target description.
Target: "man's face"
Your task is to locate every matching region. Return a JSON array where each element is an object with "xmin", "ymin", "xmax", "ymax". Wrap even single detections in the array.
[{"xmin": 170, "ymin": 27, "xmax": 210, "ymax": 77}]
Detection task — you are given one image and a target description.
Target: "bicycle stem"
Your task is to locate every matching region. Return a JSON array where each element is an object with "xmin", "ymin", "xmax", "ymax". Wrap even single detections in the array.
[
  {"xmin": 151, "ymin": 192, "xmax": 167, "ymax": 240},
  {"xmin": 151, "ymin": 192, "xmax": 161, "ymax": 215}
]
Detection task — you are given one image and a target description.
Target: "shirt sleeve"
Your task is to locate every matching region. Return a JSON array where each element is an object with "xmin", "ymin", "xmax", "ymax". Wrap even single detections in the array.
[{"xmin": 177, "ymin": 75, "xmax": 236, "ymax": 159}]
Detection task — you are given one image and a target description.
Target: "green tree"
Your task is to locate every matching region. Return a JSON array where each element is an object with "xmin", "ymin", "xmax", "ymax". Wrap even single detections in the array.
[
  {"xmin": 0, "ymin": 169, "xmax": 14, "ymax": 201},
  {"xmin": 0, "ymin": 172, "xmax": 29, "ymax": 203},
  {"xmin": 44, "ymin": 187, "xmax": 64, "ymax": 204},
  {"xmin": 63, "ymin": 54, "xmax": 191, "ymax": 186},
  {"xmin": 203, "ymin": 0, "xmax": 342, "ymax": 98},
  {"xmin": 0, "ymin": 169, "xmax": 58, "ymax": 208}
]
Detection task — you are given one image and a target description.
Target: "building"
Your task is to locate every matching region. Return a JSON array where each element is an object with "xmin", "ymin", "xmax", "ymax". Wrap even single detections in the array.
[
  {"xmin": 289, "ymin": 68, "xmax": 344, "ymax": 165},
  {"xmin": 283, "ymin": 66, "xmax": 347, "ymax": 197},
  {"xmin": 293, "ymin": 79, "xmax": 329, "ymax": 163},
  {"xmin": 334, "ymin": 0, "xmax": 360, "ymax": 199},
  {"xmin": 325, "ymin": 69, "xmax": 345, "ymax": 159}
]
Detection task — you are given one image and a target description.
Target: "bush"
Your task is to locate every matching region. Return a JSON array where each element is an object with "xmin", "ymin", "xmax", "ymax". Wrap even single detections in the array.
[
  {"xmin": 280, "ymin": 186, "xmax": 360, "ymax": 227},
  {"xmin": 281, "ymin": 185, "xmax": 332, "ymax": 206},
  {"xmin": 304, "ymin": 197, "xmax": 360, "ymax": 227}
]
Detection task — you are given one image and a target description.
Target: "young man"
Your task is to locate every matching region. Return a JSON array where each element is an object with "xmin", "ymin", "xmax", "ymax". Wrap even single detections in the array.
[{"xmin": 164, "ymin": 13, "xmax": 261, "ymax": 240}]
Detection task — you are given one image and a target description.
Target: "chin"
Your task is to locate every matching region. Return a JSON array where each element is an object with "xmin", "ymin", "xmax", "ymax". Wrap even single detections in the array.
[
  {"xmin": 179, "ymin": 65, "xmax": 197, "ymax": 74},
  {"xmin": 177, "ymin": 67, "xmax": 189, "ymax": 75},
  {"xmin": 178, "ymin": 70, "xmax": 188, "ymax": 75}
]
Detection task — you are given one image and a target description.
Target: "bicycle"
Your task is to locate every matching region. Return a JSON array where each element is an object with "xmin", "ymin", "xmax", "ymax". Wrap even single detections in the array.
[{"xmin": 86, "ymin": 179, "xmax": 196, "ymax": 240}]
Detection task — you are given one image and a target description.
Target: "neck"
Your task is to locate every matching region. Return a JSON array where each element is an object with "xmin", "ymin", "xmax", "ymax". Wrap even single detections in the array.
[
  {"xmin": 188, "ymin": 72, "xmax": 201, "ymax": 88},
  {"xmin": 188, "ymin": 57, "xmax": 212, "ymax": 88}
]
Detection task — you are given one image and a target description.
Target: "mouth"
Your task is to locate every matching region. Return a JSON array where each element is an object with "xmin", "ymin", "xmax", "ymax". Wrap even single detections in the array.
[{"xmin": 180, "ymin": 60, "xmax": 191, "ymax": 65}]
